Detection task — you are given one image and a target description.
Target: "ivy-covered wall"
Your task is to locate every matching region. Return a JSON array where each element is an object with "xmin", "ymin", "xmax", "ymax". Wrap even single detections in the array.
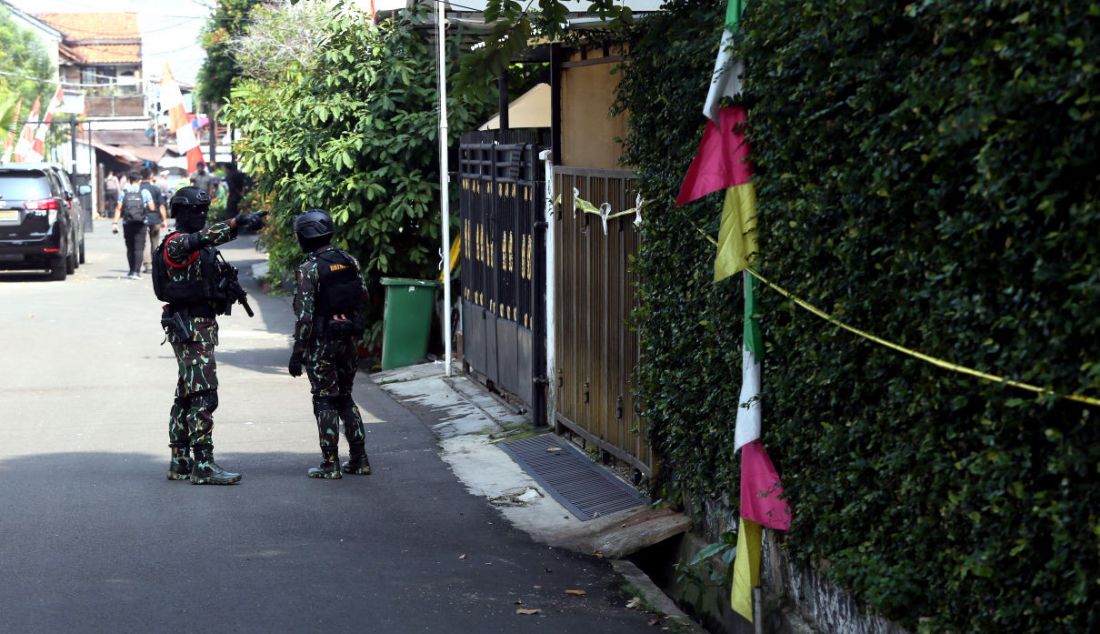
[{"xmin": 618, "ymin": 0, "xmax": 1099, "ymax": 631}]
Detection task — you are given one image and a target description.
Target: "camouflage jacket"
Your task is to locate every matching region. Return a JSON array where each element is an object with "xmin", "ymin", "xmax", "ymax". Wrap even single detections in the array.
[
  {"xmin": 293, "ymin": 246, "xmax": 365, "ymax": 348},
  {"xmin": 162, "ymin": 221, "xmax": 237, "ymax": 337}
]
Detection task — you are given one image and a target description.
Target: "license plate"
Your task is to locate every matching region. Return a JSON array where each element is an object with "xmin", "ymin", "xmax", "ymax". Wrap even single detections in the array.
[{"xmin": 0, "ymin": 209, "xmax": 18, "ymax": 222}]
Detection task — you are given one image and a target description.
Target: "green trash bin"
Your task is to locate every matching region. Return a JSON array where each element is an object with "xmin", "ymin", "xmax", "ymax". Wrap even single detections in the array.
[{"xmin": 380, "ymin": 277, "xmax": 439, "ymax": 370}]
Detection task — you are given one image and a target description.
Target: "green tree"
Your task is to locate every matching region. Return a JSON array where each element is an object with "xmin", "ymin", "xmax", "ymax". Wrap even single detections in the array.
[
  {"xmin": 196, "ymin": 0, "xmax": 263, "ymax": 107},
  {"xmin": 222, "ymin": 4, "xmax": 494, "ymax": 344},
  {"xmin": 0, "ymin": 6, "xmax": 54, "ymax": 134}
]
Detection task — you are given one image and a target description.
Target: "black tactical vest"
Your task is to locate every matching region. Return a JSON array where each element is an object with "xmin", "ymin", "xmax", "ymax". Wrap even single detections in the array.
[
  {"xmin": 313, "ymin": 249, "xmax": 363, "ymax": 315},
  {"xmin": 311, "ymin": 249, "xmax": 366, "ymax": 336},
  {"xmin": 152, "ymin": 233, "xmax": 227, "ymax": 317}
]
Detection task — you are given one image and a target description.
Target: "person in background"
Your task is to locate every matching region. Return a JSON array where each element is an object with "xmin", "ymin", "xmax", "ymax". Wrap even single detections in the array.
[
  {"xmin": 111, "ymin": 171, "xmax": 154, "ymax": 280},
  {"xmin": 223, "ymin": 163, "xmax": 248, "ymax": 221},
  {"xmin": 139, "ymin": 168, "xmax": 167, "ymax": 274},
  {"xmin": 103, "ymin": 171, "xmax": 119, "ymax": 218},
  {"xmin": 189, "ymin": 162, "xmax": 215, "ymax": 199}
]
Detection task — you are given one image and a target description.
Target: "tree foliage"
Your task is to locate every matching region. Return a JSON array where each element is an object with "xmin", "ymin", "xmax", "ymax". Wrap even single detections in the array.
[
  {"xmin": 197, "ymin": 0, "xmax": 263, "ymax": 107},
  {"xmin": 0, "ymin": 6, "xmax": 54, "ymax": 133},
  {"xmin": 456, "ymin": 0, "xmax": 633, "ymax": 89},
  {"xmin": 222, "ymin": 4, "xmax": 495, "ymax": 342},
  {"xmin": 618, "ymin": 0, "xmax": 1100, "ymax": 631}
]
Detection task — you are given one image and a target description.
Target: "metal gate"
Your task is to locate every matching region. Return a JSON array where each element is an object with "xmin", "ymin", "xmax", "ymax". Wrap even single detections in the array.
[
  {"xmin": 459, "ymin": 130, "xmax": 549, "ymax": 424},
  {"xmin": 553, "ymin": 167, "xmax": 652, "ymax": 476}
]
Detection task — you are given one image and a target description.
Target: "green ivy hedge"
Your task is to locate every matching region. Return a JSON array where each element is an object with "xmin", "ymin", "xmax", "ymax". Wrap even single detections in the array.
[{"xmin": 618, "ymin": 0, "xmax": 1099, "ymax": 630}]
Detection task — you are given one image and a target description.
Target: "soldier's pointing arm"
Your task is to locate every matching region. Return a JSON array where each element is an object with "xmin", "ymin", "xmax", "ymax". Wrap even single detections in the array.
[{"xmin": 165, "ymin": 222, "xmax": 238, "ymax": 264}]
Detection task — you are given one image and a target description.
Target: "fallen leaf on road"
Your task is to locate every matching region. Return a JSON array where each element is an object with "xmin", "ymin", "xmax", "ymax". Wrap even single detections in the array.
[
  {"xmin": 626, "ymin": 597, "xmax": 642, "ymax": 609},
  {"xmin": 647, "ymin": 616, "xmax": 661, "ymax": 626},
  {"xmin": 564, "ymin": 589, "xmax": 587, "ymax": 596},
  {"xmin": 458, "ymin": 554, "xmax": 467, "ymax": 560},
  {"xmin": 515, "ymin": 608, "xmax": 542, "ymax": 616}
]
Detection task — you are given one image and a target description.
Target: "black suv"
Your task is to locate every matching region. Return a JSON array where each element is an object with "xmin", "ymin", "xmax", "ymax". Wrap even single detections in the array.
[{"xmin": 0, "ymin": 163, "xmax": 87, "ymax": 281}]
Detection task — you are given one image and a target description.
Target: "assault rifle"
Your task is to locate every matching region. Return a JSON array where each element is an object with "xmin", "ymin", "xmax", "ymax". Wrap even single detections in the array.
[{"xmin": 216, "ymin": 252, "xmax": 255, "ymax": 318}]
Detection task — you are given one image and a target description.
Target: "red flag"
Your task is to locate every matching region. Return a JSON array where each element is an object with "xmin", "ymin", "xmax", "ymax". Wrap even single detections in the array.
[
  {"xmin": 13, "ymin": 96, "xmax": 41, "ymax": 162},
  {"xmin": 740, "ymin": 439, "xmax": 791, "ymax": 531},
  {"xmin": 186, "ymin": 146, "xmax": 204, "ymax": 175},
  {"xmin": 31, "ymin": 85, "xmax": 65, "ymax": 159},
  {"xmin": 162, "ymin": 63, "xmax": 206, "ymax": 168},
  {"xmin": 676, "ymin": 106, "xmax": 753, "ymax": 206}
]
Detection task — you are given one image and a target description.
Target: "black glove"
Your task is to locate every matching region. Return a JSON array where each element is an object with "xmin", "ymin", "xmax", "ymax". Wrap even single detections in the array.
[
  {"xmin": 236, "ymin": 211, "xmax": 268, "ymax": 231},
  {"xmin": 288, "ymin": 350, "xmax": 304, "ymax": 377}
]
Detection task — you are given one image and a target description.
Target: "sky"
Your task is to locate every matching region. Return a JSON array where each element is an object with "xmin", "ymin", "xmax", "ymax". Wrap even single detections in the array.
[{"xmin": 8, "ymin": 0, "xmax": 212, "ymax": 85}]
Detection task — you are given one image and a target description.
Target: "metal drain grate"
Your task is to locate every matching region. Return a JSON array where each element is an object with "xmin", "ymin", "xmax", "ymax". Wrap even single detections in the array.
[{"xmin": 498, "ymin": 434, "xmax": 649, "ymax": 521}]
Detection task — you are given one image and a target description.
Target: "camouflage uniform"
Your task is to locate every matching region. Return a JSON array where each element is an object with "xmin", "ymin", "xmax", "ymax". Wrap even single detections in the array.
[
  {"xmin": 293, "ymin": 246, "xmax": 368, "ymax": 476},
  {"xmin": 162, "ymin": 222, "xmax": 236, "ymax": 479}
]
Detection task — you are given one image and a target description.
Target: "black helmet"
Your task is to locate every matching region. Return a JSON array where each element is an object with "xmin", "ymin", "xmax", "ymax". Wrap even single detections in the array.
[
  {"xmin": 171, "ymin": 186, "xmax": 211, "ymax": 233},
  {"xmin": 294, "ymin": 209, "xmax": 335, "ymax": 252}
]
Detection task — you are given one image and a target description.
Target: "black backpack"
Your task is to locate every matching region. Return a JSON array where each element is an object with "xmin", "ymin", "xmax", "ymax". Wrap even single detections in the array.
[
  {"xmin": 152, "ymin": 232, "xmax": 218, "ymax": 310},
  {"xmin": 121, "ymin": 190, "xmax": 145, "ymax": 223},
  {"xmin": 140, "ymin": 183, "xmax": 163, "ymax": 226},
  {"xmin": 314, "ymin": 250, "xmax": 368, "ymax": 337}
]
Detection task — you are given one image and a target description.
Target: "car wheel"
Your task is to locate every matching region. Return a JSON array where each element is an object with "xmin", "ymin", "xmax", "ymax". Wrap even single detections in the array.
[
  {"xmin": 79, "ymin": 237, "xmax": 86, "ymax": 264},
  {"xmin": 66, "ymin": 250, "xmax": 77, "ymax": 274},
  {"xmin": 49, "ymin": 256, "xmax": 67, "ymax": 281}
]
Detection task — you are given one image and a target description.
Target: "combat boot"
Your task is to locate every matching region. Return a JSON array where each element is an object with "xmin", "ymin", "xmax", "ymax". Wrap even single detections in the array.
[
  {"xmin": 190, "ymin": 449, "xmax": 242, "ymax": 485},
  {"xmin": 308, "ymin": 451, "xmax": 342, "ymax": 479},
  {"xmin": 341, "ymin": 446, "xmax": 371, "ymax": 475},
  {"xmin": 167, "ymin": 447, "xmax": 193, "ymax": 481}
]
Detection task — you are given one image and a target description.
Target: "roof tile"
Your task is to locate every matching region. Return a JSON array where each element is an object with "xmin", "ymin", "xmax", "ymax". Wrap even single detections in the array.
[{"xmin": 36, "ymin": 12, "xmax": 141, "ymax": 64}]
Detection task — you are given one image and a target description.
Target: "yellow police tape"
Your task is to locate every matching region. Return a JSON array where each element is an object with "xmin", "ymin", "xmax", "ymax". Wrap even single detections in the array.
[{"xmin": 692, "ymin": 226, "xmax": 1100, "ymax": 407}]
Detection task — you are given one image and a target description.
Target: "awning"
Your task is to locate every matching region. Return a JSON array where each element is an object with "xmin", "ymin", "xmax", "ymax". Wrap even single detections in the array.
[
  {"xmin": 90, "ymin": 140, "xmax": 139, "ymax": 163},
  {"xmin": 119, "ymin": 145, "xmax": 168, "ymax": 164},
  {"xmin": 479, "ymin": 83, "xmax": 551, "ymax": 131}
]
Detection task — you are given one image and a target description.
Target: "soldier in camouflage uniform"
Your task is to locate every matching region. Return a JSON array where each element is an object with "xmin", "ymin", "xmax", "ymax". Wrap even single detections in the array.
[
  {"xmin": 288, "ymin": 209, "xmax": 371, "ymax": 479},
  {"xmin": 154, "ymin": 186, "xmax": 266, "ymax": 485}
]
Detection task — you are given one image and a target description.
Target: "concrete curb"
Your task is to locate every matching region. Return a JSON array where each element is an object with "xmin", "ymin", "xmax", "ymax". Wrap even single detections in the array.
[{"xmin": 612, "ymin": 560, "xmax": 709, "ymax": 634}]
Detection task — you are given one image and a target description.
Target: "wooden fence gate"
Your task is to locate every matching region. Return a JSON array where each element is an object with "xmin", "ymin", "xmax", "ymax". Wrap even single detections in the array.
[{"xmin": 553, "ymin": 167, "xmax": 653, "ymax": 477}]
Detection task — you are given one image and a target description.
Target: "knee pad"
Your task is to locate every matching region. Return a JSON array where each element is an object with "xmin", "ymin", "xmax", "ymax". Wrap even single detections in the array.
[{"xmin": 192, "ymin": 389, "xmax": 219, "ymax": 413}]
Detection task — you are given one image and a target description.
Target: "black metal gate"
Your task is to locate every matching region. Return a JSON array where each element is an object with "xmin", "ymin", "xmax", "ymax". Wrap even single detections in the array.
[{"xmin": 459, "ymin": 129, "xmax": 549, "ymax": 424}]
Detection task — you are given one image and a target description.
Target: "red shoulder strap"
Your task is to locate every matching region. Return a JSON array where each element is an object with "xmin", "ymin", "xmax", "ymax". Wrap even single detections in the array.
[{"xmin": 162, "ymin": 232, "xmax": 201, "ymax": 269}]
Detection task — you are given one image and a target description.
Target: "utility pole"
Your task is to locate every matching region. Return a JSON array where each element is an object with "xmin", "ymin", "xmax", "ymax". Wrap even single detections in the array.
[
  {"xmin": 437, "ymin": 1, "xmax": 452, "ymax": 377},
  {"xmin": 69, "ymin": 118, "xmax": 78, "ymax": 182}
]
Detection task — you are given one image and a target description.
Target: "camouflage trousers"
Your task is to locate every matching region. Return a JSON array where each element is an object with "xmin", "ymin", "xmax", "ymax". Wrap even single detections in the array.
[
  {"xmin": 168, "ymin": 318, "xmax": 219, "ymax": 455},
  {"xmin": 305, "ymin": 336, "xmax": 365, "ymax": 458}
]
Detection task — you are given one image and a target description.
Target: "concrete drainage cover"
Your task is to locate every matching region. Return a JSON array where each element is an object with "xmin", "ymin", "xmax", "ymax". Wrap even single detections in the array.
[{"xmin": 498, "ymin": 434, "xmax": 649, "ymax": 521}]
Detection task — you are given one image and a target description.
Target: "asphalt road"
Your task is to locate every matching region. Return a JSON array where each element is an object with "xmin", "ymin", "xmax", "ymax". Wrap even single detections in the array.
[{"xmin": 0, "ymin": 220, "xmax": 653, "ymax": 633}]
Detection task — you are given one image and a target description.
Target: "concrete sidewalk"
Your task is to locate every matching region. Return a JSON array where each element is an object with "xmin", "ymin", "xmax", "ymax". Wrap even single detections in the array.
[
  {"xmin": 372, "ymin": 363, "xmax": 698, "ymax": 633},
  {"xmin": 374, "ymin": 363, "xmax": 691, "ymax": 561}
]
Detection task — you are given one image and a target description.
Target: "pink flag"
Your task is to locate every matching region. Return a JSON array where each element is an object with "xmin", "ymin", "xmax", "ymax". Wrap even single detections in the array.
[
  {"xmin": 740, "ymin": 439, "xmax": 791, "ymax": 531},
  {"xmin": 675, "ymin": 106, "xmax": 753, "ymax": 206}
]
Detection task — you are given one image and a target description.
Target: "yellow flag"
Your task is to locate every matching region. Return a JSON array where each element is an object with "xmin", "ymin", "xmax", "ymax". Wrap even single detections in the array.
[
  {"xmin": 714, "ymin": 183, "xmax": 758, "ymax": 282},
  {"xmin": 731, "ymin": 517, "xmax": 762, "ymax": 621}
]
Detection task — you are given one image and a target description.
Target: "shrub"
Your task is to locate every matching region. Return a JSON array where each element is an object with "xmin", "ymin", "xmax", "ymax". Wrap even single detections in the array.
[{"xmin": 618, "ymin": 0, "xmax": 1100, "ymax": 630}]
